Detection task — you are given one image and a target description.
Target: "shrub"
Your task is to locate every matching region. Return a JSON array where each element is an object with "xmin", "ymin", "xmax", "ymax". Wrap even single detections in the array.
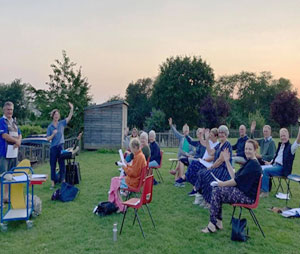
[{"xmin": 19, "ymin": 125, "xmax": 46, "ymax": 138}]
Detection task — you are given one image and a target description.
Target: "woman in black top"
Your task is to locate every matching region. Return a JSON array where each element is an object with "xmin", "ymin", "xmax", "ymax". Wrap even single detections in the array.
[{"xmin": 202, "ymin": 139, "xmax": 262, "ymax": 233}]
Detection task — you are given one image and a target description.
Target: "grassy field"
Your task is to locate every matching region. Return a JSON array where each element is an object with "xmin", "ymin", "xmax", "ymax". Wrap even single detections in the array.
[{"xmin": 1, "ymin": 138, "xmax": 300, "ymax": 254}]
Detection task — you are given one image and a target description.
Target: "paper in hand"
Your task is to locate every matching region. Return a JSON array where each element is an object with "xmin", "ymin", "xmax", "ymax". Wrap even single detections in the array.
[
  {"xmin": 210, "ymin": 172, "xmax": 220, "ymax": 182},
  {"xmin": 119, "ymin": 149, "xmax": 126, "ymax": 166}
]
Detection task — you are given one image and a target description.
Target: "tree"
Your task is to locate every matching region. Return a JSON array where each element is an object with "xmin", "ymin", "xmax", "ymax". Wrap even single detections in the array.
[
  {"xmin": 31, "ymin": 50, "xmax": 92, "ymax": 134},
  {"xmin": 144, "ymin": 108, "xmax": 167, "ymax": 132},
  {"xmin": 151, "ymin": 56, "xmax": 214, "ymax": 128},
  {"xmin": 125, "ymin": 78, "xmax": 153, "ymax": 129},
  {"xmin": 0, "ymin": 79, "xmax": 31, "ymax": 122},
  {"xmin": 215, "ymin": 72, "xmax": 294, "ymax": 127},
  {"xmin": 271, "ymin": 90, "xmax": 300, "ymax": 127},
  {"xmin": 106, "ymin": 95, "xmax": 124, "ymax": 103},
  {"xmin": 199, "ymin": 96, "xmax": 230, "ymax": 128}
]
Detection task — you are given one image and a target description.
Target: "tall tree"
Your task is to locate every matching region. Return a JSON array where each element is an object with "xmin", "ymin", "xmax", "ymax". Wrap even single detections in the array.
[
  {"xmin": 199, "ymin": 96, "xmax": 230, "ymax": 128},
  {"xmin": 125, "ymin": 78, "xmax": 152, "ymax": 129},
  {"xmin": 31, "ymin": 50, "xmax": 92, "ymax": 134},
  {"xmin": 271, "ymin": 90, "xmax": 300, "ymax": 127},
  {"xmin": 151, "ymin": 56, "xmax": 214, "ymax": 128},
  {"xmin": 0, "ymin": 79, "xmax": 31, "ymax": 122}
]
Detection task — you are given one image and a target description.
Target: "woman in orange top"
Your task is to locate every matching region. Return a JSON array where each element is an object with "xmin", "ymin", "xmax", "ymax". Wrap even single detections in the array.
[{"xmin": 121, "ymin": 138, "xmax": 147, "ymax": 189}]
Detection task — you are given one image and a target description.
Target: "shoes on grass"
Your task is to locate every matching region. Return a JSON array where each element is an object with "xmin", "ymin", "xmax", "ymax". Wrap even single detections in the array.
[
  {"xmin": 174, "ymin": 182, "xmax": 185, "ymax": 188},
  {"xmin": 175, "ymin": 177, "xmax": 186, "ymax": 184},
  {"xmin": 188, "ymin": 189, "xmax": 197, "ymax": 196}
]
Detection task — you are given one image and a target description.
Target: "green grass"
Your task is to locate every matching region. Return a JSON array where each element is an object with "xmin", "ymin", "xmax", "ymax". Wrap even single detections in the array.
[{"xmin": 1, "ymin": 138, "xmax": 300, "ymax": 254}]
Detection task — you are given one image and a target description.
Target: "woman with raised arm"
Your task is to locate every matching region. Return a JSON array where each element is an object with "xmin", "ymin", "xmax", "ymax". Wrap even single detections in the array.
[
  {"xmin": 47, "ymin": 102, "xmax": 74, "ymax": 189},
  {"xmin": 202, "ymin": 139, "xmax": 262, "ymax": 233}
]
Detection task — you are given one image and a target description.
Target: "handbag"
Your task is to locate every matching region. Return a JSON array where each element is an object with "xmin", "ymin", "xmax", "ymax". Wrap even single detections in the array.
[{"xmin": 231, "ymin": 217, "xmax": 249, "ymax": 242}]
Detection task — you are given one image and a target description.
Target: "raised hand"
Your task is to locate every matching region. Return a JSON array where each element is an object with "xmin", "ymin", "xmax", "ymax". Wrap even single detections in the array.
[
  {"xmin": 250, "ymin": 120, "xmax": 256, "ymax": 133},
  {"xmin": 204, "ymin": 129, "xmax": 210, "ymax": 140},
  {"xmin": 222, "ymin": 148, "xmax": 230, "ymax": 162},
  {"xmin": 168, "ymin": 117, "xmax": 173, "ymax": 126},
  {"xmin": 69, "ymin": 102, "xmax": 74, "ymax": 109}
]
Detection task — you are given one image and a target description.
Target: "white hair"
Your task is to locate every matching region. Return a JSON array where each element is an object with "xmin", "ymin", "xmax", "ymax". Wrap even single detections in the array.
[
  {"xmin": 140, "ymin": 131, "xmax": 148, "ymax": 141},
  {"xmin": 218, "ymin": 125, "xmax": 229, "ymax": 137},
  {"xmin": 149, "ymin": 130, "xmax": 156, "ymax": 139}
]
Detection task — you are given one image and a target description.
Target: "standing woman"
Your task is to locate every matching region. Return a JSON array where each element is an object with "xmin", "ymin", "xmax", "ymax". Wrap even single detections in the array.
[{"xmin": 47, "ymin": 102, "xmax": 74, "ymax": 189}]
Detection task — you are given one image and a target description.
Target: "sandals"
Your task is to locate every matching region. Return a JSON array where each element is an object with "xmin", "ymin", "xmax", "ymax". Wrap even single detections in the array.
[
  {"xmin": 201, "ymin": 222, "xmax": 217, "ymax": 233},
  {"xmin": 202, "ymin": 221, "xmax": 223, "ymax": 233}
]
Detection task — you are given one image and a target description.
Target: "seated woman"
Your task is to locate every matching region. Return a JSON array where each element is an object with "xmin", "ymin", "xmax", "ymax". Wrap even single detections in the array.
[
  {"xmin": 140, "ymin": 131, "xmax": 150, "ymax": 161},
  {"xmin": 168, "ymin": 117, "xmax": 194, "ymax": 179},
  {"xmin": 175, "ymin": 128, "xmax": 219, "ymax": 191},
  {"xmin": 202, "ymin": 139, "xmax": 262, "ymax": 233},
  {"xmin": 108, "ymin": 138, "xmax": 146, "ymax": 212},
  {"xmin": 123, "ymin": 127, "xmax": 139, "ymax": 160},
  {"xmin": 194, "ymin": 125, "xmax": 232, "ymax": 208}
]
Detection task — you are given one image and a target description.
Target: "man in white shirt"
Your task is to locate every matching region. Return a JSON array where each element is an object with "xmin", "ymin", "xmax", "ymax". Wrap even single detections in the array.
[{"xmin": 260, "ymin": 127, "xmax": 300, "ymax": 197}]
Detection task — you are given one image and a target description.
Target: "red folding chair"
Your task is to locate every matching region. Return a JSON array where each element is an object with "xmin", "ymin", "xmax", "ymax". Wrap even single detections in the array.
[
  {"xmin": 149, "ymin": 151, "xmax": 164, "ymax": 183},
  {"xmin": 120, "ymin": 175, "xmax": 155, "ymax": 238},
  {"xmin": 231, "ymin": 175, "xmax": 265, "ymax": 238},
  {"xmin": 123, "ymin": 165, "xmax": 148, "ymax": 200}
]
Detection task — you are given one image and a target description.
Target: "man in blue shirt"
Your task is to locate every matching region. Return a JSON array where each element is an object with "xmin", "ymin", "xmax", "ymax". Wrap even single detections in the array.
[{"xmin": 0, "ymin": 101, "xmax": 22, "ymax": 201}]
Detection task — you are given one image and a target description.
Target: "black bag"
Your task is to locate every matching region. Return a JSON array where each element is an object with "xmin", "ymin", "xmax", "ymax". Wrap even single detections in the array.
[
  {"xmin": 60, "ymin": 182, "xmax": 79, "ymax": 202},
  {"xmin": 51, "ymin": 182, "xmax": 79, "ymax": 202},
  {"xmin": 66, "ymin": 162, "xmax": 81, "ymax": 185},
  {"xmin": 93, "ymin": 201, "xmax": 118, "ymax": 216},
  {"xmin": 231, "ymin": 217, "xmax": 249, "ymax": 242}
]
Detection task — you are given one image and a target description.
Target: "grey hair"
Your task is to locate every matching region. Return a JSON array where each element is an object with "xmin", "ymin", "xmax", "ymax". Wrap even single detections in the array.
[
  {"xmin": 218, "ymin": 125, "xmax": 229, "ymax": 137},
  {"xmin": 3, "ymin": 101, "xmax": 14, "ymax": 109},
  {"xmin": 263, "ymin": 125, "xmax": 271, "ymax": 131},
  {"xmin": 140, "ymin": 131, "xmax": 148, "ymax": 141},
  {"xmin": 129, "ymin": 138, "xmax": 141, "ymax": 150},
  {"xmin": 149, "ymin": 130, "xmax": 156, "ymax": 139}
]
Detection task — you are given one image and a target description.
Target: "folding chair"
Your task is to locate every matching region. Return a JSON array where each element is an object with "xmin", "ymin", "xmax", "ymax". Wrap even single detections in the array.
[
  {"xmin": 231, "ymin": 175, "xmax": 265, "ymax": 238},
  {"xmin": 149, "ymin": 151, "xmax": 164, "ymax": 183},
  {"xmin": 120, "ymin": 175, "xmax": 155, "ymax": 238},
  {"xmin": 286, "ymin": 174, "xmax": 300, "ymax": 207},
  {"xmin": 123, "ymin": 165, "xmax": 148, "ymax": 200}
]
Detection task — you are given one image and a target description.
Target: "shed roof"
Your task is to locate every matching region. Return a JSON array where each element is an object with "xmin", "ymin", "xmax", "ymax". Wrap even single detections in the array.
[{"xmin": 85, "ymin": 100, "xmax": 128, "ymax": 110}]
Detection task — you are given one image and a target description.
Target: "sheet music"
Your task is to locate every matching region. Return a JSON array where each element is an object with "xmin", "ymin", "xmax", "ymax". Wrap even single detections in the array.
[
  {"xmin": 119, "ymin": 149, "xmax": 126, "ymax": 166},
  {"xmin": 199, "ymin": 159, "xmax": 213, "ymax": 168},
  {"xmin": 6, "ymin": 145, "xmax": 18, "ymax": 158}
]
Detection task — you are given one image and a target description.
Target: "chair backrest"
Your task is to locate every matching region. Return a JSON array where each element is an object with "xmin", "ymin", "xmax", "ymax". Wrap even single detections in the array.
[
  {"xmin": 252, "ymin": 175, "xmax": 263, "ymax": 208},
  {"xmin": 140, "ymin": 175, "xmax": 154, "ymax": 205}
]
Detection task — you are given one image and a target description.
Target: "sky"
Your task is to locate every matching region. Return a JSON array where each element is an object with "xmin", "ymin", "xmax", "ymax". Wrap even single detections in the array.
[{"xmin": 1, "ymin": 0, "xmax": 300, "ymax": 104}]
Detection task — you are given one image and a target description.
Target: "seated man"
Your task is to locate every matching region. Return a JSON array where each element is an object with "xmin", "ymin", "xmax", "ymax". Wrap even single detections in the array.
[
  {"xmin": 232, "ymin": 125, "xmax": 248, "ymax": 167},
  {"xmin": 260, "ymin": 126, "xmax": 300, "ymax": 197},
  {"xmin": 250, "ymin": 121, "xmax": 276, "ymax": 164}
]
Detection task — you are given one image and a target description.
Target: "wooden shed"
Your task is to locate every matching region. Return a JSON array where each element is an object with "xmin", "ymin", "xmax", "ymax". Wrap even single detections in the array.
[{"xmin": 84, "ymin": 100, "xmax": 128, "ymax": 149}]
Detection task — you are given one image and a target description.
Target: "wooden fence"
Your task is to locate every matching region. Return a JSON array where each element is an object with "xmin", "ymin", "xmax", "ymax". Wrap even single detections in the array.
[{"xmin": 18, "ymin": 137, "xmax": 78, "ymax": 166}]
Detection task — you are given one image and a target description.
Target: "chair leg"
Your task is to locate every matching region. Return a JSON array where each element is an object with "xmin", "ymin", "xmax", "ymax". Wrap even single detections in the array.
[
  {"xmin": 155, "ymin": 168, "xmax": 164, "ymax": 183},
  {"xmin": 145, "ymin": 204, "xmax": 156, "ymax": 229},
  {"xmin": 249, "ymin": 209, "xmax": 265, "ymax": 238},
  {"xmin": 230, "ymin": 206, "xmax": 236, "ymax": 225},
  {"xmin": 134, "ymin": 209, "xmax": 145, "ymax": 238},
  {"xmin": 120, "ymin": 207, "xmax": 128, "ymax": 235}
]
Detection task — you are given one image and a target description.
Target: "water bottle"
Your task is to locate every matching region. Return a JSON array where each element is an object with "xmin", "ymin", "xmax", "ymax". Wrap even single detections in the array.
[{"xmin": 113, "ymin": 223, "xmax": 117, "ymax": 242}]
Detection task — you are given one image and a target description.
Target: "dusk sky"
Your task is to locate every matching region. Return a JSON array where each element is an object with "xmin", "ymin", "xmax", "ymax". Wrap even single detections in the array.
[{"xmin": 1, "ymin": 0, "xmax": 299, "ymax": 104}]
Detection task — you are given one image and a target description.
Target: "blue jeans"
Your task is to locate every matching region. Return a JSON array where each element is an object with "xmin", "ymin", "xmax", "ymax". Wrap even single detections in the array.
[
  {"xmin": 261, "ymin": 164, "xmax": 283, "ymax": 192},
  {"xmin": 50, "ymin": 145, "xmax": 66, "ymax": 183},
  {"xmin": 149, "ymin": 160, "xmax": 159, "ymax": 168}
]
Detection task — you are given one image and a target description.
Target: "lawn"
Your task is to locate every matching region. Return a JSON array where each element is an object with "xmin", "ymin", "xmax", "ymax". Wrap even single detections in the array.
[{"xmin": 1, "ymin": 139, "xmax": 300, "ymax": 254}]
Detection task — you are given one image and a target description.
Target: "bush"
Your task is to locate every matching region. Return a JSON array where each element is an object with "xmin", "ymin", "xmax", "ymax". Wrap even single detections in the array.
[
  {"xmin": 97, "ymin": 148, "xmax": 119, "ymax": 154},
  {"xmin": 19, "ymin": 125, "xmax": 46, "ymax": 138}
]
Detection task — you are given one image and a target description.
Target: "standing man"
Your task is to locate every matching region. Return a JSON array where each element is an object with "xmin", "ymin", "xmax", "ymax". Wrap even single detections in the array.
[
  {"xmin": 232, "ymin": 125, "xmax": 248, "ymax": 167},
  {"xmin": 0, "ymin": 101, "xmax": 22, "ymax": 201}
]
